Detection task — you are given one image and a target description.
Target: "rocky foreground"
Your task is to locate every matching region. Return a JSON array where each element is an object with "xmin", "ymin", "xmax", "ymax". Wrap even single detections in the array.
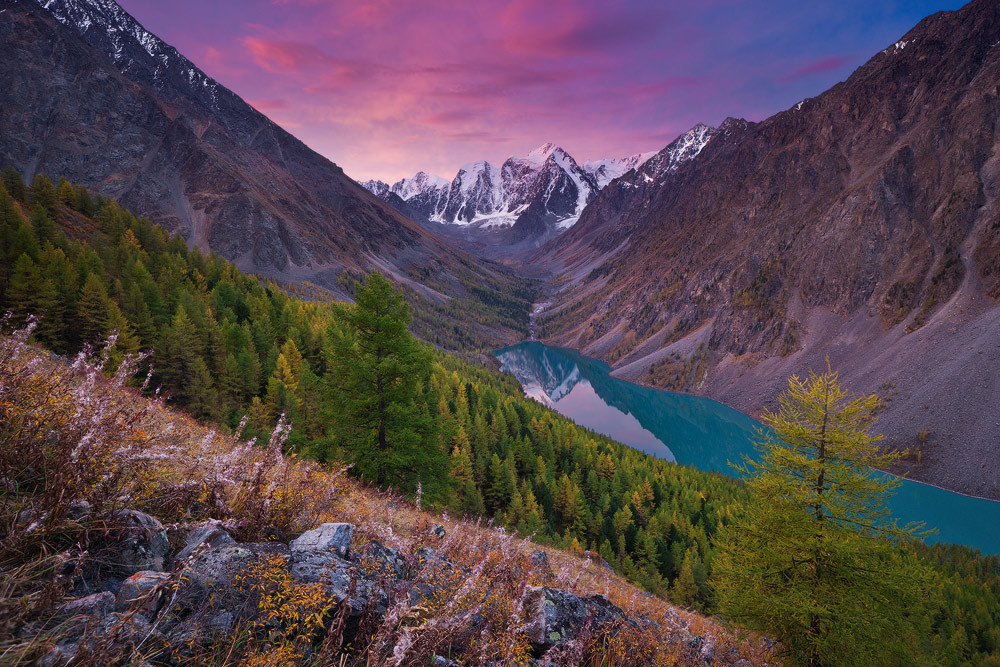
[
  {"xmin": 0, "ymin": 328, "xmax": 772, "ymax": 666},
  {"xmin": 29, "ymin": 510, "xmax": 763, "ymax": 666}
]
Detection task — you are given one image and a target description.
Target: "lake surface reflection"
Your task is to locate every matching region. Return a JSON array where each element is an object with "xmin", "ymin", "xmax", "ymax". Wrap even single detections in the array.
[{"xmin": 496, "ymin": 341, "xmax": 1000, "ymax": 555}]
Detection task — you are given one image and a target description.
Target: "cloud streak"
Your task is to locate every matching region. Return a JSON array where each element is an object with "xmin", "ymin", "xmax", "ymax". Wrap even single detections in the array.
[{"xmin": 119, "ymin": 0, "xmax": 964, "ymax": 181}]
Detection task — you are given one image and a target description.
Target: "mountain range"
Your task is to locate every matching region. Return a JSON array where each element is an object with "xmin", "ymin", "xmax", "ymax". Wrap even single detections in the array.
[
  {"xmin": 531, "ymin": 0, "xmax": 1000, "ymax": 498},
  {"xmin": 361, "ymin": 144, "xmax": 667, "ymax": 259},
  {"xmin": 0, "ymin": 0, "xmax": 532, "ymax": 347}
]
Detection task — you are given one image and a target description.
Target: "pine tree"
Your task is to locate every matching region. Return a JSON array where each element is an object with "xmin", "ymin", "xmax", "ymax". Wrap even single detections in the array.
[
  {"xmin": 2, "ymin": 166, "xmax": 26, "ymax": 202},
  {"xmin": 30, "ymin": 207, "xmax": 57, "ymax": 246},
  {"xmin": 73, "ymin": 185, "xmax": 94, "ymax": 215},
  {"xmin": 459, "ymin": 478, "xmax": 486, "ymax": 517},
  {"xmin": 7, "ymin": 254, "xmax": 40, "ymax": 324},
  {"xmin": 484, "ymin": 453, "xmax": 515, "ymax": 514},
  {"xmin": 103, "ymin": 302, "xmax": 141, "ymax": 372},
  {"xmin": 57, "ymin": 177, "xmax": 75, "ymax": 206},
  {"xmin": 157, "ymin": 306, "xmax": 204, "ymax": 404},
  {"xmin": 29, "ymin": 173, "xmax": 59, "ymax": 220},
  {"xmin": 33, "ymin": 278, "xmax": 65, "ymax": 349},
  {"xmin": 76, "ymin": 273, "xmax": 112, "ymax": 346},
  {"xmin": 713, "ymin": 367, "xmax": 933, "ymax": 666},
  {"xmin": 325, "ymin": 271, "xmax": 445, "ymax": 497},
  {"xmin": 671, "ymin": 553, "xmax": 698, "ymax": 608}
]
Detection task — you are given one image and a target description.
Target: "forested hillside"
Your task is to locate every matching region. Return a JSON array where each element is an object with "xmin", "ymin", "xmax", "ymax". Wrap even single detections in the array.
[{"xmin": 2, "ymin": 171, "xmax": 1000, "ymax": 664}]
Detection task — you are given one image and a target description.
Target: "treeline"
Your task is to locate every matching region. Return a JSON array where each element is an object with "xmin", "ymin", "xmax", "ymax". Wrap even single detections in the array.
[
  {"xmin": 2, "ymin": 170, "xmax": 1000, "ymax": 665},
  {"xmin": 0, "ymin": 170, "xmax": 743, "ymax": 607}
]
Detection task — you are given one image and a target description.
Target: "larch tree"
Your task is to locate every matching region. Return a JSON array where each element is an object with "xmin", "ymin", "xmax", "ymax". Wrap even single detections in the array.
[
  {"xmin": 324, "ymin": 271, "xmax": 446, "ymax": 499},
  {"xmin": 713, "ymin": 366, "xmax": 934, "ymax": 667}
]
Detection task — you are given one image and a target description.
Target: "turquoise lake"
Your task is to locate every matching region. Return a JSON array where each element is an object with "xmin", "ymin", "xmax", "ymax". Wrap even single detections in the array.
[{"xmin": 496, "ymin": 341, "xmax": 1000, "ymax": 555}]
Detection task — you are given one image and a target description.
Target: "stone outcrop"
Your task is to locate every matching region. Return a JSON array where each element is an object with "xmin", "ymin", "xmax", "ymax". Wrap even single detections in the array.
[
  {"xmin": 521, "ymin": 586, "xmax": 627, "ymax": 653},
  {"xmin": 41, "ymin": 511, "xmax": 747, "ymax": 666},
  {"xmin": 174, "ymin": 521, "xmax": 235, "ymax": 562}
]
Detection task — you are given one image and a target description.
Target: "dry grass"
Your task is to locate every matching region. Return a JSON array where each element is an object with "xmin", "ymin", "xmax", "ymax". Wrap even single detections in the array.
[{"xmin": 0, "ymin": 323, "xmax": 777, "ymax": 666}]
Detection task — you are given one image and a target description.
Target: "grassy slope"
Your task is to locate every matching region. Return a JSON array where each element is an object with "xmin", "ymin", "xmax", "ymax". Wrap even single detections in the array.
[{"xmin": 0, "ymin": 330, "xmax": 773, "ymax": 665}]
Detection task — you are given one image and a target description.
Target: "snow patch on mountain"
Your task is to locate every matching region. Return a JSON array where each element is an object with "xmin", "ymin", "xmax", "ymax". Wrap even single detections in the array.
[
  {"xmin": 362, "ymin": 143, "xmax": 604, "ymax": 231},
  {"xmin": 37, "ymin": 0, "xmax": 226, "ymax": 112},
  {"xmin": 361, "ymin": 126, "xmax": 713, "ymax": 236},
  {"xmin": 582, "ymin": 151, "xmax": 657, "ymax": 188}
]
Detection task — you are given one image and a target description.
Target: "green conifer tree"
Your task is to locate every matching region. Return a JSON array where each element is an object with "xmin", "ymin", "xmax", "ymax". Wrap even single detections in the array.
[
  {"xmin": 2, "ymin": 166, "xmax": 26, "ymax": 202},
  {"xmin": 29, "ymin": 173, "xmax": 59, "ymax": 220},
  {"xmin": 325, "ymin": 271, "xmax": 445, "ymax": 498},
  {"xmin": 76, "ymin": 273, "xmax": 112, "ymax": 346},
  {"xmin": 7, "ymin": 254, "xmax": 40, "ymax": 324}
]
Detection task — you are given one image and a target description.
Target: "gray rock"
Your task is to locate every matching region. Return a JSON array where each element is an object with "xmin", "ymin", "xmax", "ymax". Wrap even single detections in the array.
[
  {"xmin": 290, "ymin": 549, "xmax": 386, "ymax": 617},
  {"xmin": 105, "ymin": 509, "xmax": 170, "ymax": 575},
  {"xmin": 522, "ymin": 586, "xmax": 626, "ymax": 652},
  {"xmin": 40, "ymin": 612, "xmax": 161, "ymax": 666},
  {"xmin": 56, "ymin": 591, "xmax": 115, "ymax": 620},
  {"xmin": 66, "ymin": 499, "xmax": 92, "ymax": 521},
  {"xmin": 174, "ymin": 521, "xmax": 235, "ymax": 562},
  {"xmin": 116, "ymin": 570, "xmax": 171, "ymax": 618},
  {"xmin": 358, "ymin": 540, "xmax": 408, "ymax": 580},
  {"xmin": 407, "ymin": 547, "xmax": 458, "ymax": 606},
  {"xmin": 161, "ymin": 542, "xmax": 289, "ymax": 643},
  {"xmin": 430, "ymin": 523, "xmax": 446, "ymax": 539},
  {"xmin": 290, "ymin": 523, "xmax": 354, "ymax": 559},
  {"xmin": 529, "ymin": 549, "xmax": 548, "ymax": 568},
  {"xmin": 431, "ymin": 656, "xmax": 460, "ymax": 666}
]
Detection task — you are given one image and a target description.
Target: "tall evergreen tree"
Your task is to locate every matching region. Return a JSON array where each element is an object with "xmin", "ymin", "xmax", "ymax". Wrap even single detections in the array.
[
  {"xmin": 2, "ymin": 166, "xmax": 26, "ymax": 202},
  {"xmin": 713, "ymin": 367, "xmax": 933, "ymax": 666},
  {"xmin": 76, "ymin": 273, "xmax": 112, "ymax": 346},
  {"xmin": 324, "ymin": 271, "xmax": 445, "ymax": 497},
  {"xmin": 29, "ymin": 173, "xmax": 59, "ymax": 220}
]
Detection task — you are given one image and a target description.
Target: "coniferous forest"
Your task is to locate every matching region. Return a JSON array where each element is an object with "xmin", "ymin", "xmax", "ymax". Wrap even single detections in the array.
[{"xmin": 1, "ymin": 170, "xmax": 999, "ymax": 664}]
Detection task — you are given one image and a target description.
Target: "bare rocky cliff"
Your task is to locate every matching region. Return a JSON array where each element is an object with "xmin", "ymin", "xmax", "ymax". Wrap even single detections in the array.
[
  {"xmin": 532, "ymin": 0, "xmax": 1000, "ymax": 498},
  {"xmin": 0, "ymin": 0, "xmax": 530, "ymax": 347}
]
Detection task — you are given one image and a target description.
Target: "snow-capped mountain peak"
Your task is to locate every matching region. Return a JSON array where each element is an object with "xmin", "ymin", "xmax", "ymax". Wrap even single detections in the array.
[
  {"xmin": 362, "ymin": 144, "xmax": 609, "ymax": 232},
  {"xmin": 524, "ymin": 142, "xmax": 562, "ymax": 164},
  {"xmin": 582, "ymin": 151, "xmax": 658, "ymax": 189},
  {"xmin": 362, "ymin": 179, "xmax": 390, "ymax": 198},
  {"xmin": 37, "ymin": 0, "xmax": 226, "ymax": 112},
  {"xmin": 626, "ymin": 123, "xmax": 719, "ymax": 186}
]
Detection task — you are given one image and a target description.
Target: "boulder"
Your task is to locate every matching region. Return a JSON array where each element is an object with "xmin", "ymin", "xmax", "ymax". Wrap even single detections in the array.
[
  {"xmin": 104, "ymin": 510, "xmax": 170, "ymax": 575},
  {"xmin": 65, "ymin": 500, "xmax": 92, "ymax": 521},
  {"xmin": 40, "ymin": 612, "xmax": 162, "ymax": 667},
  {"xmin": 430, "ymin": 523, "xmax": 446, "ymax": 539},
  {"xmin": 529, "ymin": 550, "xmax": 548, "ymax": 568},
  {"xmin": 56, "ymin": 591, "xmax": 115, "ymax": 620},
  {"xmin": 522, "ymin": 586, "xmax": 626, "ymax": 653},
  {"xmin": 174, "ymin": 521, "xmax": 235, "ymax": 562},
  {"xmin": 290, "ymin": 547, "xmax": 386, "ymax": 618},
  {"xmin": 290, "ymin": 523, "xmax": 354, "ymax": 558},
  {"xmin": 160, "ymin": 542, "xmax": 289, "ymax": 644},
  {"xmin": 358, "ymin": 540, "xmax": 408, "ymax": 580},
  {"xmin": 116, "ymin": 570, "xmax": 172, "ymax": 618},
  {"xmin": 407, "ymin": 547, "xmax": 458, "ymax": 607}
]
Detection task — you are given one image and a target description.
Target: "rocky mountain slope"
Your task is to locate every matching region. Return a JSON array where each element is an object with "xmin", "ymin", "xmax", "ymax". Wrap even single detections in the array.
[
  {"xmin": 583, "ymin": 151, "xmax": 659, "ymax": 189},
  {"xmin": 532, "ymin": 0, "xmax": 1000, "ymax": 499},
  {"xmin": 363, "ymin": 145, "xmax": 658, "ymax": 260},
  {"xmin": 0, "ymin": 0, "xmax": 531, "ymax": 347}
]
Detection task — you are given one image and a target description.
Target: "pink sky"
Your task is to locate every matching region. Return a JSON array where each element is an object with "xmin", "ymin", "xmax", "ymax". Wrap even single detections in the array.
[{"xmin": 120, "ymin": 0, "xmax": 962, "ymax": 182}]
